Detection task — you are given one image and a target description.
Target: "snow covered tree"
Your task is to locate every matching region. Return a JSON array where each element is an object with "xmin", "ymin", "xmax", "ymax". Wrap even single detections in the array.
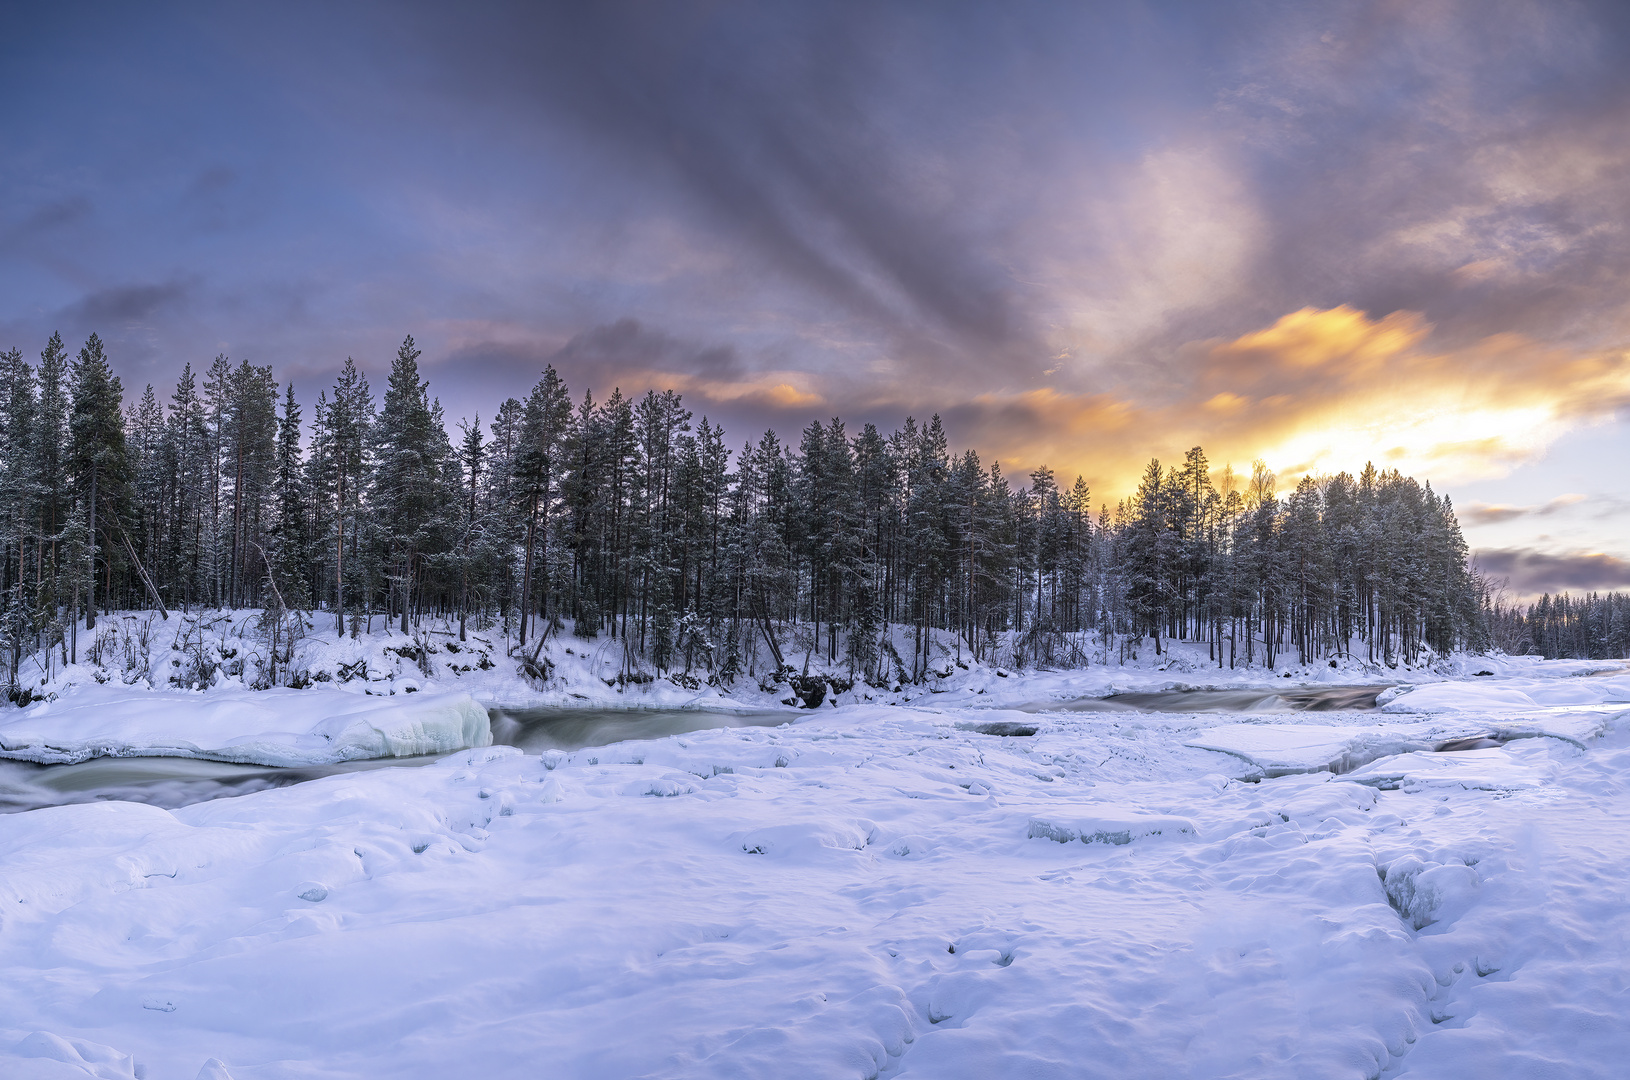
[{"xmin": 67, "ymin": 333, "xmax": 127, "ymax": 631}]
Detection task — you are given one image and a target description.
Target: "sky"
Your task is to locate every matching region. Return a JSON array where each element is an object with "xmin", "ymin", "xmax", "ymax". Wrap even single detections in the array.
[{"xmin": 3, "ymin": 0, "xmax": 1630, "ymax": 600}]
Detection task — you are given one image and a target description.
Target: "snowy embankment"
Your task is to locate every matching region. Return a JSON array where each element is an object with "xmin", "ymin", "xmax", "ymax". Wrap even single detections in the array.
[
  {"xmin": 3, "ymin": 666, "xmax": 1628, "ymax": 1078},
  {"xmin": 10, "ymin": 607, "xmax": 1623, "ymax": 772},
  {"xmin": 0, "ymin": 687, "xmax": 490, "ymax": 767}
]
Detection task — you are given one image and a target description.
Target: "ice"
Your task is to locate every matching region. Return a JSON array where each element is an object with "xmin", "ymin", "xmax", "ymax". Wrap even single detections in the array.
[
  {"xmin": 0, "ymin": 686, "xmax": 491, "ymax": 766},
  {"xmin": 1025, "ymin": 808, "xmax": 1195, "ymax": 845},
  {"xmin": 1380, "ymin": 856, "xmax": 1480, "ymax": 930},
  {"xmin": 1184, "ymin": 721, "xmax": 1480, "ymax": 776},
  {"xmin": 1342, "ymin": 746, "xmax": 1560, "ymax": 791}
]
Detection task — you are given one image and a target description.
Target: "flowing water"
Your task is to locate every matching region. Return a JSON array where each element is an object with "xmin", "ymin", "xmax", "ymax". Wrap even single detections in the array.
[
  {"xmin": 487, "ymin": 705, "xmax": 791, "ymax": 753},
  {"xmin": 1107, "ymin": 685, "xmax": 1387, "ymax": 712},
  {"xmin": 1015, "ymin": 685, "xmax": 1389, "ymax": 714},
  {"xmin": 0, "ymin": 707, "xmax": 794, "ymax": 814},
  {"xmin": 0, "ymin": 688, "xmax": 1385, "ymax": 814}
]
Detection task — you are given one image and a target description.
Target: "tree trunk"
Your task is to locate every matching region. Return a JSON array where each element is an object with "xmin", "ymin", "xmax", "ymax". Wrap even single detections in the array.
[
  {"xmin": 518, "ymin": 502, "xmax": 537, "ymax": 648},
  {"xmin": 335, "ymin": 472, "xmax": 346, "ymax": 636},
  {"xmin": 87, "ymin": 468, "xmax": 97, "ymax": 631}
]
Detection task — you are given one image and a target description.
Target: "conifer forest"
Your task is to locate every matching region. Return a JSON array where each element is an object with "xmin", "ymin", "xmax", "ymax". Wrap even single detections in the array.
[{"xmin": 0, "ymin": 331, "xmax": 1532, "ymax": 695}]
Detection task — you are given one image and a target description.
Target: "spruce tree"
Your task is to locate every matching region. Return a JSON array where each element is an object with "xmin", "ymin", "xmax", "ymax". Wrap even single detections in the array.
[
  {"xmin": 67, "ymin": 333, "xmax": 127, "ymax": 631},
  {"xmin": 376, "ymin": 336, "xmax": 439, "ymax": 633}
]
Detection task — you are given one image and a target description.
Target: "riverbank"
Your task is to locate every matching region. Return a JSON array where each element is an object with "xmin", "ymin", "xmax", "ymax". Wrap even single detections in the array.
[{"xmin": 2, "ymin": 606, "xmax": 1621, "ymax": 775}]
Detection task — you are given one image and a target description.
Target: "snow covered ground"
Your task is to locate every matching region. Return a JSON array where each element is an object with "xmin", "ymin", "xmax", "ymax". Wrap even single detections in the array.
[{"xmin": 2, "ymin": 648, "xmax": 1627, "ymax": 1078}]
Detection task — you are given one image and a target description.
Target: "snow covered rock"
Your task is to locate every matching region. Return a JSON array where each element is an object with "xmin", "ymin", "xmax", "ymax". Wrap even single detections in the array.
[{"xmin": 1380, "ymin": 856, "xmax": 1481, "ymax": 930}]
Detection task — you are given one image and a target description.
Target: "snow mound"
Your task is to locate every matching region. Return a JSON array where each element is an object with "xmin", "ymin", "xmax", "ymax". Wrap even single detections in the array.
[
  {"xmin": 0, "ymin": 686, "xmax": 491, "ymax": 766},
  {"xmin": 12, "ymin": 1031, "xmax": 137, "ymax": 1080}
]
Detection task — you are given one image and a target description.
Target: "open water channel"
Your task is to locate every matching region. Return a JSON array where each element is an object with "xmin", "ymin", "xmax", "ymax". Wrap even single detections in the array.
[{"xmin": 0, "ymin": 687, "xmax": 1387, "ymax": 814}]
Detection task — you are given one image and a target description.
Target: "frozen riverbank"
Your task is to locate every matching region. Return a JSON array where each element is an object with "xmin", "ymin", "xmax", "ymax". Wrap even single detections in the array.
[
  {"xmin": 1, "ymin": 667, "xmax": 1627, "ymax": 1078},
  {"xmin": 16, "ymin": 608, "xmax": 1621, "ymax": 723},
  {"xmin": 6, "ymin": 606, "xmax": 1622, "ymax": 779},
  {"xmin": 0, "ymin": 687, "xmax": 491, "ymax": 767}
]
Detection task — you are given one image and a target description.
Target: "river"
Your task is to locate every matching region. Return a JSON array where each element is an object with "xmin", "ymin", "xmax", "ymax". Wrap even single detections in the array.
[{"xmin": 0, "ymin": 687, "xmax": 1386, "ymax": 813}]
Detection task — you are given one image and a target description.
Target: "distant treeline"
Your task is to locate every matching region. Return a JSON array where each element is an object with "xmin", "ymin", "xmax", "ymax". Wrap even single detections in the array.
[
  {"xmin": 0, "ymin": 332, "xmax": 1491, "ymax": 694},
  {"xmin": 1486, "ymin": 591, "xmax": 1630, "ymax": 660}
]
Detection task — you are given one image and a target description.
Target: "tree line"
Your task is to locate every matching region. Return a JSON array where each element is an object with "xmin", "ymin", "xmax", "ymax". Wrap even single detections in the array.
[
  {"xmin": 1485, "ymin": 590, "xmax": 1630, "ymax": 660},
  {"xmin": 0, "ymin": 331, "xmax": 1495, "ymax": 696}
]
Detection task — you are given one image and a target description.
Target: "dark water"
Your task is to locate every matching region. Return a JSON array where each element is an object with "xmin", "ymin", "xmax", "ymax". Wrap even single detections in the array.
[
  {"xmin": 0, "ymin": 688, "xmax": 1385, "ymax": 814},
  {"xmin": 1027, "ymin": 685, "xmax": 1388, "ymax": 714},
  {"xmin": 487, "ymin": 705, "xmax": 791, "ymax": 753},
  {"xmin": 0, "ymin": 752, "xmax": 451, "ymax": 815}
]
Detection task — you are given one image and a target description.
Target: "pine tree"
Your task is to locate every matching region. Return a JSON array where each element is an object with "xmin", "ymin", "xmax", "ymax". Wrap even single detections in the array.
[
  {"xmin": 517, "ymin": 365, "xmax": 573, "ymax": 645},
  {"xmin": 0, "ymin": 327, "xmax": 1507, "ymax": 675},
  {"xmin": 376, "ymin": 336, "xmax": 440, "ymax": 633},
  {"xmin": 35, "ymin": 333, "xmax": 70, "ymax": 617},
  {"xmin": 67, "ymin": 333, "xmax": 127, "ymax": 631},
  {"xmin": 271, "ymin": 384, "xmax": 309, "ymax": 606},
  {"xmin": 327, "ymin": 358, "xmax": 373, "ymax": 635},
  {"xmin": 0, "ymin": 349, "xmax": 37, "ymax": 606},
  {"xmin": 165, "ymin": 363, "xmax": 212, "ymax": 609}
]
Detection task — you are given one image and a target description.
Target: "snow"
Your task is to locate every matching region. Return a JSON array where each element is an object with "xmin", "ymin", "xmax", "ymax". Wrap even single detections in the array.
[
  {"xmin": 1, "ymin": 641, "xmax": 1628, "ymax": 1077},
  {"xmin": 1379, "ymin": 674, "xmax": 1630, "ymax": 714},
  {"xmin": 0, "ymin": 686, "xmax": 491, "ymax": 766},
  {"xmin": 28, "ymin": 606, "xmax": 1623, "ymax": 722}
]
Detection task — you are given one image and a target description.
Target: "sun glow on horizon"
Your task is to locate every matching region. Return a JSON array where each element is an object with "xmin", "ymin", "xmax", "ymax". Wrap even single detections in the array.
[{"xmin": 959, "ymin": 306, "xmax": 1630, "ymax": 505}]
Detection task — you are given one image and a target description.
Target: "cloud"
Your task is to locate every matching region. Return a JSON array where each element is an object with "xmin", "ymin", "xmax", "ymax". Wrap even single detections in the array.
[
  {"xmin": 1460, "ymin": 494, "xmax": 1587, "ymax": 526},
  {"xmin": 1039, "ymin": 141, "xmax": 1264, "ymax": 363},
  {"xmin": 911, "ymin": 305, "xmax": 1630, "ymax": 502},
  {"xmin": 408, "ymin": 3, "xmax": 1035, "ymax": 370},
  {"xmin": 1474, "ymin": 548, "xmax": 1630, "ymax": 597},
  {"xmin": 433, "ymin": 318, "xmax": 825, "ymax": 429},
  {"xmin": 1180, "ymin": 307, "xmax": 1630, "ymax": 483},
  {"xmin": 453, "ymin": 304, "xmax": 1628, "ymax": 511},
  {"xmin": 8, "ymin": 196, "xmax": 93, "ymax": 238},
  {"xmin": 545, "ymin": 320, "xmax": 827, "ymax": 417},
  {"xmin": 188, "ymin": 166, "xmax": 237, "ymax": 197},
  {"xmin": 59, "ymin": 281, "xmax": 190, "ymax": 329},
  {"xmin": 8, "ymin": 0, "xmax": 1630, "ymax": 549},
  {"xmin": 550, "ymin": 319, "xmax": 742, "ymax": 382}
]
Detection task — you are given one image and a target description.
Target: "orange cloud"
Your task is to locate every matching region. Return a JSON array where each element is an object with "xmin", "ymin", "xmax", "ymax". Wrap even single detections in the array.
[
  {"xmin": 941, "ymin": 306, "xmax": 1630, "ymax": 503},
  {"xmin": 616, "ymin": 369, "xmax": 825, "ymax": 412}
]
